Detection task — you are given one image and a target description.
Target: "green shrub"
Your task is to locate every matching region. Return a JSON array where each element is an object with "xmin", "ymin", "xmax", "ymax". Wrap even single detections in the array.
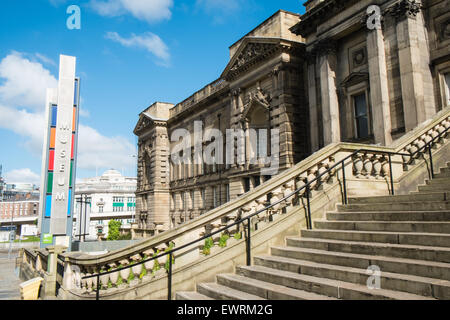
[
  {"xmin": 106, "ymin": 220, "xmax": 122, "ymax": 240},
  {"xmin": 202, "ymin": 237, "xmax": 214, "ymax": 255},
  {"xmin": 164, "ymin": 242, "xmax": 176, "ymax": 271},
  {"xmin": 218, "ymin": 234, "xmax": 230, "ymax": 248}
]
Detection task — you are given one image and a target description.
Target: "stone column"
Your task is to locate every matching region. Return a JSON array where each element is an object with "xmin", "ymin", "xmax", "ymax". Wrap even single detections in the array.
[
  {"xmin": 318, "ymin": 41, "xmax": 341, "ymax": 145},
  {"xmin": 307, "ymin": 53, "xmax": 320, "ymax": 151},
  {"xmin": 367, "ymin": 27, "xmax": 393, "ymax": 145},
  {"xmin": 392, "ymin": 0, "xmax": 432, "ymax": 131},
  {"xmin": 44, "ymin": 245, "xmax": 67, "ymax": 298}
]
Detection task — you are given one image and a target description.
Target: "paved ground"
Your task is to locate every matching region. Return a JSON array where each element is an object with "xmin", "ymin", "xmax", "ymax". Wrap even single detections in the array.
[{"xmin": 0, "ymin": 251, "xmax": 21, "ymax": 300}]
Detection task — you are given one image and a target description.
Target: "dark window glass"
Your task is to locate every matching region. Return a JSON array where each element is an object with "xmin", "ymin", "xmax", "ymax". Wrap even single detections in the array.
[
  {"xmin": 244, "ymin": 178, "xmax": 251, "ymax": 193},
  {"xmin": 354, "ymin": 94, "xmax": 369, "ymax": 139},
  {"xmin": 445, "ymin": 73, "xmax": 450, "ymax": 104}
]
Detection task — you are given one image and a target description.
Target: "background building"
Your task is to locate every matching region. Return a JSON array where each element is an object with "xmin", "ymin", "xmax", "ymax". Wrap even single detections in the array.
[
  {"xmin": 0, "ymin": 197, "xmax": 39, "ymax": 240},
  {"xmin": 0, "ymin": 170, "xmax": 40, "ymax": 240},
  {"xmin": 74, "ymin": 169, "xmax": 136, "ymax": 240},
  {"xmin": 134, "ymin": 2, "xmax": 450, "ymax": 238}
]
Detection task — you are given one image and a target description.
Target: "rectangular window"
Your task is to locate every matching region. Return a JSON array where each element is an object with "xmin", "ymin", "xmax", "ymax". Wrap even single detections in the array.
[
  {"xmin": 190, "ymin": 190, "xmax": 195, "ymax": 209},
  {"xmin": 171, "ymin": 193, "xmax": 176, "ymax": 210},
  {"xmin": 353, "ymin": 93, "xmax": 369, "ymax": 139},
  {"xmin": 201, "ymin": 189, "xmax": 206, "ymax": 209},
  {"xmin": 181, "ymin": 192, "xmax": 185, "ymax": 210},
  {"xmin": 213, "ymin": 187, "xmax": 218, "ymax": 208},
  {"xmin": 244, "ymin": 178, "xmax": 251, "ymax": 193},
  {"xmin": 445, "ymin": 73, "xmax": 450, "ymax": 106},
  {"xmin": 253, "ymin": 176, "xmax": 261, "ymax": 188},
  {"xmin": 225, "ymin": 184, "xmax": 230, "ymax": 203}
]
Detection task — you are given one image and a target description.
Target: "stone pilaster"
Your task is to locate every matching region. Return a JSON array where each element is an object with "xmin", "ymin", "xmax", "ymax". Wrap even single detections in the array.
[
  {"xmin": 317, "ymin": 40, "xmax": 341, "ymax": 145},
  {"xmin": 367, "ymin": 27, "xmax": 393, "ymax": 145},
  {"xmin": 306, "ymin": 53, "xmax": 320, "ymax": 152},
  {"xmin": 391, "ymin": 0, "xmax": 434, "ymax": 131}
]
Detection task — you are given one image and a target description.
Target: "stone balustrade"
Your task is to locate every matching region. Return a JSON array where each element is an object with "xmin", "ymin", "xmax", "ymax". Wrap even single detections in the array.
[
  {"xmin": 20, "ymin": 107, "xmax": 450, "ymax": 299},
  {"xmin": 169, "ymin": 79, "xmax": 228, "ymax": 118}
]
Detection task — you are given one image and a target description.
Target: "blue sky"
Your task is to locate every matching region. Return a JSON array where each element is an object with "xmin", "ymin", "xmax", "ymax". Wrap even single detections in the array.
[{"xmin": 0, "ymin": 0, "xmax": 306, "ymax": 185}]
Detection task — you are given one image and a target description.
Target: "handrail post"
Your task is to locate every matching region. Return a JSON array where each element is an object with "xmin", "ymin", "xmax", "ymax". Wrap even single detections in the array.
[
  {"xmin": 246, "ymin": 218, "xmax": 251, "ymax": 266},
  {"xmin": 168, "ymin": 253, "xmax": 173, "ymax": 300},
  {"xmin": 96, "ymin": 274, "xmax": 100, "ymax": 301},
  {"xmin": 428, "ymin": 143, "xmax": 434, "ymax": 179},
  {"xmin": 306, "ymin": 184, "xmax": 312, "ymax": 230},
  {"xmin": 342, "ymin": 161, "xmax": 347, "ymax": 205},
  {"xmin": 388, "ymin": 153, "xmax": 394, "ymax": 195}
]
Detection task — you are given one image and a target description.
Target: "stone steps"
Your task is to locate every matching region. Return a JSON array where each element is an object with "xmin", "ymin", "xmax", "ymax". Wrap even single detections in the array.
[
  {"xmin": 337, "ymin": 201, "xmax": 450, "ymax": 212},
  {"xmin": 301, "ymin": 229, "xmax": 450, "ymax": 247},
  {"xmin": 270, "ymin": 246, "xmax": 450, "ymax": 281},
  {"xmin": 418, "ymin": 185, "xmax": 450, "ymax": 192},
  {"xmin": 314, "ymin": 220, "xmax": 450, "ymax": 233},
  {"xmin": 175, "ymin": 163, "xmax": 450, "ymax": 300},
  {"xmin": 326, "ymin": 211, "xmax": 450, "ymax": 221},
  {"xmin": 426, "ymin": 178, "xmax": 450, "ymax": 186},
  {"xmin": 348, "ymin": 192, "xmax": 449, "ymax": 204},
  {"xmin": 197, "ymin": 282, "xmax": 265, "ymax": 300},
  {"xmin": 252, "ymin": 255, "xmax": 450, "ymax": 299},
  {"xmin": 236, "ymin": 265, "xmax": 434, "ymax": 300},
  {"xmin": 216, "ymin": 273, "xmax": 337, "ymax": 300},
  {"xmin": 175, "ymin": 291, "xmax": 213, "ymax": 300},
  {"xmin": 286, "ymin": 237, "xmax": 450, "ymax": 263},
  {"xmin": 434, "ymin": 171, "xmax": 450, "ymax": 179}
]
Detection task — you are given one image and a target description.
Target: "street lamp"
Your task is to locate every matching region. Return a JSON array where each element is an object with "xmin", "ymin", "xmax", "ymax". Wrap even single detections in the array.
[{"xmin": 8, "ymin": 194, "xmax": 19, "ymax": 259}]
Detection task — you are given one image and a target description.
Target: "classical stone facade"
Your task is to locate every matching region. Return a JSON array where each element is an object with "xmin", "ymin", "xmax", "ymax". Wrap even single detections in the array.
[
  {"xmin": 291, "ymin": 0, "xmax": 450, "ymax": 150},
  {"xmin": 134, "ymin": 2, "xmax": 450, "ymax": 237}
]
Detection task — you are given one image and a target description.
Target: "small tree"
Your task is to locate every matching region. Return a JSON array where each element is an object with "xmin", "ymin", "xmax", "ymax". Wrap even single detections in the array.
[{"xmin": 107, "ymin": 220, "xmax": 122, "ymax": 241}]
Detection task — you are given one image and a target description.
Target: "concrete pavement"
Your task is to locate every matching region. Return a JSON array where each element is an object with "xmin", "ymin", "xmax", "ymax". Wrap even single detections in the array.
[{"xmin": 0, "ymin": 251, "xmax": 21, "ymax": 300}]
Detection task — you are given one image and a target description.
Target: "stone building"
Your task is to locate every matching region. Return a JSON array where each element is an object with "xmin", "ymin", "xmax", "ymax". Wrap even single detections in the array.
[
  {"xmin": 74, "ymin": 169, "xmax": 137, "ymax": 240},
  {"xmin": 133, "ymin": 1, "xmax": 450, "ymax": 237}
]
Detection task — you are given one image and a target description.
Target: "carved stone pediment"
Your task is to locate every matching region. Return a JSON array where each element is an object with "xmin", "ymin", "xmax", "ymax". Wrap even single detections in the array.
[
  {"xmin": 134, "ymin": 112, "xmax": 168, "ymax": 135},
  {"xmin": 221, "ymin": 38, "xmax": 299, "ymax": 81},
  {"xmin": 340, "ymin": 72, "xmax": 369, "ymax": 89},
  {"xmin": 240, "ymin": 87, "xmax": 271, "ymax": 123},
  {"xmin": 230, "ymin": 42, "xmax": 276, "ymax": 73},
  {"xmin": 134, "ymin": 116, "xmax": 151, "ymax": 135}
]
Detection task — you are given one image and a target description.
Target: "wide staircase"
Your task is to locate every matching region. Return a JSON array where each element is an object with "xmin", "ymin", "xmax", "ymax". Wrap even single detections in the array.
[{"xmin": 176, "ymin": 163, "xmax": 450, "ymax": 300}]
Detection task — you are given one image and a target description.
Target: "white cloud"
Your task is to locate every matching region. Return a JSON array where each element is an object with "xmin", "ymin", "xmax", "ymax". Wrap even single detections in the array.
[
  {"xmin": 77, "ymin": 124, "xmax": 136, "ymax": 170},
  {"xmin": 89, "ymin": 0, "xmax": 173, "ymax": 23},
  {"xmin": 0, "ymin": 51, "xmax": 58, "ymax": 110},
  {"xmin": 106, "ymin": 31, "xmax": 170, "ymax": 65},
  {"xmin": 35, "ymin": 53, "xmax": 57, "ymax": 67},
  {"xmin": 4, "ymin": 168, "xmax": 41, "ymax": 185},
  {"xmin": 0, "ymin": 52, "xmax": 137, "ymax": 176},
  {"xmin": 0, "ymin": 104, "xmax": 46, "ymax": 155}
]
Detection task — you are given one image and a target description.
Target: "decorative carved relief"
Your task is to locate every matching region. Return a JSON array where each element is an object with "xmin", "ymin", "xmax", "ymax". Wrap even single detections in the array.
[
  {"xmin": 230, "ymin": 43, "xmax": 275, "ymax": 72},
  {"xmin": 440, "ymin": 19, "xmax": 450, "ymax": 41},
  {"xmin": 240, "ymin": 87, "xmax": 271, "ymax": 123},
  {"xmin": 387, "ymin": 0, "xmax": 422, "ymax": 20},
  {"xmin": 352, "ymin": 48, "xmax": 367, "ymax": 68}
]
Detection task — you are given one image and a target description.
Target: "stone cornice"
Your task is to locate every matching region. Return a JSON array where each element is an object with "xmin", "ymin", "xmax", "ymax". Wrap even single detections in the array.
[{"xmin": 290, "ymin": 0, "xmax": 360, "ymax": 37}]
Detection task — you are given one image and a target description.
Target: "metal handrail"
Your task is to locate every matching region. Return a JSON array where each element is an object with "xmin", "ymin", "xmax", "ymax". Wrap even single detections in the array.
[{"xmin": 83, "ymin": 125, "xmax": 448, "ymax": 300}]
